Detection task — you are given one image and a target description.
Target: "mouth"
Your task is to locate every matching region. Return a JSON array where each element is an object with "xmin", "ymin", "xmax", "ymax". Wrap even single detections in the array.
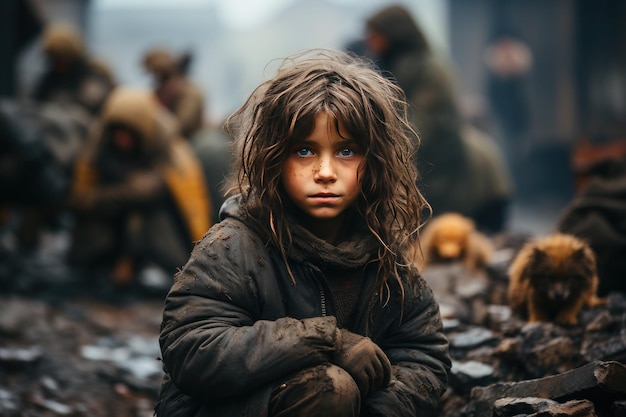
[{"xmin": 309, "ymin": 193, "xmax": 340, "ymax": 203}]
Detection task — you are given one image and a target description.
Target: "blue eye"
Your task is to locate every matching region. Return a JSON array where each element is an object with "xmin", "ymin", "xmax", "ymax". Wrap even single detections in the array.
[
  {"xmin": 297, "ymin": 148, "xmax": 312, "ymax": 156},
  {"xmin": 338, "ymin": 147, "xmax": 355, "ymax": 157}
]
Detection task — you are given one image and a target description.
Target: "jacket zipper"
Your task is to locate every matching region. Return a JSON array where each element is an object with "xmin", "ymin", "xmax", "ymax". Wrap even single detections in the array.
[{"xmin": 315, "ymin": 275, "xmax": 327, "ymax": 317}]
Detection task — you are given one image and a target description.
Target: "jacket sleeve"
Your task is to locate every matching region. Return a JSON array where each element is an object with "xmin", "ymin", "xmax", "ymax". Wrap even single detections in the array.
[
  {"xmin": 159, "ymin": 219, "xmax": 340, "ymax": 400},
  {"xmin": 71, "ymin": 168, "xmax": 167, "ymax": 214},
  {"xmin": 365, "ymin": 280, "xmax": 451, "ymax": 417}
]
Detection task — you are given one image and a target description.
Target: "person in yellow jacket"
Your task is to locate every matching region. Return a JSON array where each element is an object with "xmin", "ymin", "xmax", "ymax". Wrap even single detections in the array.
[{"xmin": 67, "ymin": 87, "xmax": 212, "ymax": 287}]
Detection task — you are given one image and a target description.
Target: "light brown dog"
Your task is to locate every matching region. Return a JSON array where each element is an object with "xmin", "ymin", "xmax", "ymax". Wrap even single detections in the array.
[
  {"xmin": 415, "ymin": 213, "xmax": 493, "ymax": 273},
  {"xmin": 508, "ymin": 233, "xmax": 605, "ymax": 325}
]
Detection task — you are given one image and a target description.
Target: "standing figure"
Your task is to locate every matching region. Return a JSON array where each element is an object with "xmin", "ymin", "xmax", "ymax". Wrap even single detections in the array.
[
  {"xmin": 156, "ymin": 50, "xmax": 451, "ymax": 417},
  {"xmin": 67, "ymin": 87, "xmax": 212, "ymax": 287},
  {"xmin": 33, "ymin": 23, "xmax": 115, "ymax": 115},
  {"xmin": 484, "ymin": 32, "xmax": 533, "ymax": 191},
  {"xmin": 364, "ymin": 5, "xmax": 512, "ymax": 233},
  {"xmin": 142, "ymin": 48, "xmax": 205, "ymax": 140}
]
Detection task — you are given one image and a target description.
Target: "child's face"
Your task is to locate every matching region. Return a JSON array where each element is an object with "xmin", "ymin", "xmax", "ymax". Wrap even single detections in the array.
[{"xmin": 281, "ymin": 111, "xmax": 363, "ymax": 236}]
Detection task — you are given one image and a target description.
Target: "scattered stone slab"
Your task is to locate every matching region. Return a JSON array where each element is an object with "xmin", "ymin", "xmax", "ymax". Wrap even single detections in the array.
[
  {"xmin": 450, "ymin": 327, "xmax": 499, "ymax": 350},
  {"xmin": 450, "ymin": 360, "xmax": 498, "ymax": 395},
  {"xmin": 464, "ymin": 361, "xmax": 626, "ymax": 417},
  {"xmin": 494, "ymin": 398, "xmax": 597, "ymax": 417}
]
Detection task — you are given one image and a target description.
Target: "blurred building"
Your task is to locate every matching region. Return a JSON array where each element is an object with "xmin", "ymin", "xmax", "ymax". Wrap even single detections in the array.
[
  {"xmin": 449, "ymin": 0, "xmax": 626, "ymax": 201},
  {"xmin": 0, "ymin": 0, "xmax": 44, "ymax": 97}
]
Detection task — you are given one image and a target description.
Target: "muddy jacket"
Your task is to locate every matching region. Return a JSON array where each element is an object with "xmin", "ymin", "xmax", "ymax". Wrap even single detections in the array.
[
  {"xmin": 157, "ymin": 195, "xmax": 451, "ymax": 417},
  {"xmin": 69, "ymin": 88, "xmax": 212, "ymax": 270}
]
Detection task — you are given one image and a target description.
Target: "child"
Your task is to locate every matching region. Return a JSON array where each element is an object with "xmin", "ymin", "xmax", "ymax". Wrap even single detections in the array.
[{"xmin": 156, "ymin": 49, "xmax": 451, "ymax": 417}]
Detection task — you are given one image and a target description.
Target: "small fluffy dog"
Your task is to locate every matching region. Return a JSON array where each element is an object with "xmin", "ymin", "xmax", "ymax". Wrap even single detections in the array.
[
  {"xmin": 415, "ymin": 213, "xmax": 494, "ymax": 272},
  {"xmin": 508, "ymin": 233, "xmax": 604, "ymax": 325}
]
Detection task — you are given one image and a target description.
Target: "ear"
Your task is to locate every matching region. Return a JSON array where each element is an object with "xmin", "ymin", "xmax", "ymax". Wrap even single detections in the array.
[
  {"xmin": 572, "ymin": 246, "xmax": 597, "ymax": 273},
  {"xmin": 531, "ymin": 247, "xmax": 547, "ymax": 264},
  {"xmin": 571, "ymin": 247, "xmax": 588, "ymax": 263}
]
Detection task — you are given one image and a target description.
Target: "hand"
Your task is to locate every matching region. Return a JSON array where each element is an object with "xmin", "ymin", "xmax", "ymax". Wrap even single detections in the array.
[
  {"xmin": 69, "ymin": 191, "xmax": 98, "ymax": 210},
  {"xmin": 128, "ymin": 172, "xmax": 164, "ymax": 194},
  {"xmin": 333, "ymin": 329, "xmax": 391, "ymax": 398}
]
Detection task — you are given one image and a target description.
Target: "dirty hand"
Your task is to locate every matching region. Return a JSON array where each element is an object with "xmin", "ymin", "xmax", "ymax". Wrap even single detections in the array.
[
  {"xmin": 332, "ymin": 329, "xmax": 391, "ymax": 398},
  {"xmin": 128, "ymin": 172, "xmax": 164, "ymax": 195}
]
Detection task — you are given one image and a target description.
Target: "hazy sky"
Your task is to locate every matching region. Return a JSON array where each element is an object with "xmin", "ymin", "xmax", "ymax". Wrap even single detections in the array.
[
  {"xmin": 95, "ymin": 0, "xmax": 363, "ymax": 30},
  {"xmin": 88, "ymin": 0, "xmax": 447, "ymax": 122}
]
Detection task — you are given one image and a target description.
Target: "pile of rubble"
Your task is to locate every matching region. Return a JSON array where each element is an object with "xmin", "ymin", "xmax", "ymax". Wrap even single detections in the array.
[
  {"xmin": 0, "ymin": 294, "xmax": 164, "ymax": 416},
  {"xmin": 0, "ymin": 229, "xmax": 625, "ymax": 416},
  {"xmin": 426, "ymin": 235, "xmax": 626, "ymax": 417}
]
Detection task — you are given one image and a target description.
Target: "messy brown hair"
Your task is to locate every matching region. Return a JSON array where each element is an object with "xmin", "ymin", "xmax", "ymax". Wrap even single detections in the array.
[{"xmin": 225, "ymin": 49, "xmax": 427, "ymax": 295}]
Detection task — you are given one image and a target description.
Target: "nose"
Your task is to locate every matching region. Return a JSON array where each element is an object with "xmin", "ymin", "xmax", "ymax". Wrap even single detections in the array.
[
  {"xmin": 314, "ymin": 154, "xmax": 337, "ymax": 182},
  {"xmin": 549, "ymin": 283, "xmax": 570, "ymax": 301}
]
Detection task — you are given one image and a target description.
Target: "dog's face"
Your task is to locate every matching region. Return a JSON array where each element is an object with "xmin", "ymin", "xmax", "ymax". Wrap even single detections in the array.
[
  {"xmin": 525, "ymin": 245, "xmax": 596, "ymax": 303},
  {"xmin": 431, "ymin": 217, "xmax": 472, "ymax": 261}
]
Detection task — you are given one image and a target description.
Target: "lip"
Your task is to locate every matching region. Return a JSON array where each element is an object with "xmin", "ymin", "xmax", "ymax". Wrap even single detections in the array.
[{"xmin": 309, "ymin": 193, "xmax": 340, "ymax": 202}]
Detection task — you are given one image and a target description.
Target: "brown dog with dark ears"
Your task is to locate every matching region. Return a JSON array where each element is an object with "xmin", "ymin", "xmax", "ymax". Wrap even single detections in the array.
[{"xmin": 508, "ymin": 233, "xmax": 605, "ymax": 325}]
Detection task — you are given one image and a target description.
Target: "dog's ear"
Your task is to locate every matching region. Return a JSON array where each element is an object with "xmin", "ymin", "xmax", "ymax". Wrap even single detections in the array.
[
  {"xmin": 571, "ymin": 246, "xmax": 597, "ymax": 277},
  {"xmin": 531, "ymin": 247, "xmax": 547, "ymax": 265},
  {"xmin": 519, "ymin": 246, "xmax": 547, "ymax": 280},
  {"xmin": 572, "ymin": 247, "xmax": 584, "ymax": 260}
]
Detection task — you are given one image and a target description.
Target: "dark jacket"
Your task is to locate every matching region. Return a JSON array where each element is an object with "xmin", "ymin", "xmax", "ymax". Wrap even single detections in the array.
[{"xmin": 157, "ymin": 195, "xmax": 451, "ymax": 417}]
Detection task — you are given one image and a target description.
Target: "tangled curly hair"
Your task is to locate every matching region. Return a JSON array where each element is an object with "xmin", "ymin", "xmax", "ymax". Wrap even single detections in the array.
[{"xmin": 225, "ymin": 49, "xmax": 428, "ymax": 295}]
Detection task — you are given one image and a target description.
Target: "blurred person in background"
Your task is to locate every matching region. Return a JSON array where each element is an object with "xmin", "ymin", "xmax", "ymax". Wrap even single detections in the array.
[
  {"xmin": 143, "ymin": 47, "xmax": 229, "ymax": 225},
  {"xmin": 364, "ymin": 5, "xmax": 512, "ymax": 234},
  {"xmin": 142, "ymin": 47, "xmax": 206, "ymax": 140},
  {"xmin": 67, "ymin": 87, "xmax": 212, "ymax": 292},
  {"xmin": 144, "ymin": 46, "xmax": 232, "ymax": 225},
  {"xmin": 32, "ymin": 22, "xmax": 115, "ymax": 116},
  {"xmin": 0, "ymin": 99, "xmax": 90, "ymax": 255},
  {"xmin": 557, "ymin": 156, "xmax": 626, "ymax": 297},
  {"xmin": 484, "ymin": 29, "xmax": 533, "ymax": 194}
]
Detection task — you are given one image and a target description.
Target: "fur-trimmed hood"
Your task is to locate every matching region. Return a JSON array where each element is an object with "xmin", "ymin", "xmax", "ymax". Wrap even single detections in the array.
[{"xmin": 96, "ymin": 87, "xmax": 178, "ymax": 161}]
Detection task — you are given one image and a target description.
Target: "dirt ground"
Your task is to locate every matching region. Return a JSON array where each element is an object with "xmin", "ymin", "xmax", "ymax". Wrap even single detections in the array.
[
  {"xmin": 0, "ymin": 226, "xmax": 167, "ymax": 417},
  {"xmin": 0, "ymin": 292, "xmax": 164, "ymax": 417}
]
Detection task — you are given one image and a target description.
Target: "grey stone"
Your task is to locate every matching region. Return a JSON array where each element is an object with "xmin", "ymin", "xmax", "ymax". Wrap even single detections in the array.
[{"xmin": 464, "ymin": 361, "xmax": 626, "ymax": 417}]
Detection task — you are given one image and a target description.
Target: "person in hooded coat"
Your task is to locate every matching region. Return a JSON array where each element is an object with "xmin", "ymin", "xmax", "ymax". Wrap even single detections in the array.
[
  {"xmin": 67, "ymin": 87, "xmax": 212, "ymax": 286},
  {"xmin": 557, "ymin": 157, "xmax": 626, "ymax": 296},
  {"xmin": 33, "ymin": 23, "xmax": 115, "ymax": 116},
  {"xmin": 364, "ymin": 5, "xmax": 512, "ymax": 233}
]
